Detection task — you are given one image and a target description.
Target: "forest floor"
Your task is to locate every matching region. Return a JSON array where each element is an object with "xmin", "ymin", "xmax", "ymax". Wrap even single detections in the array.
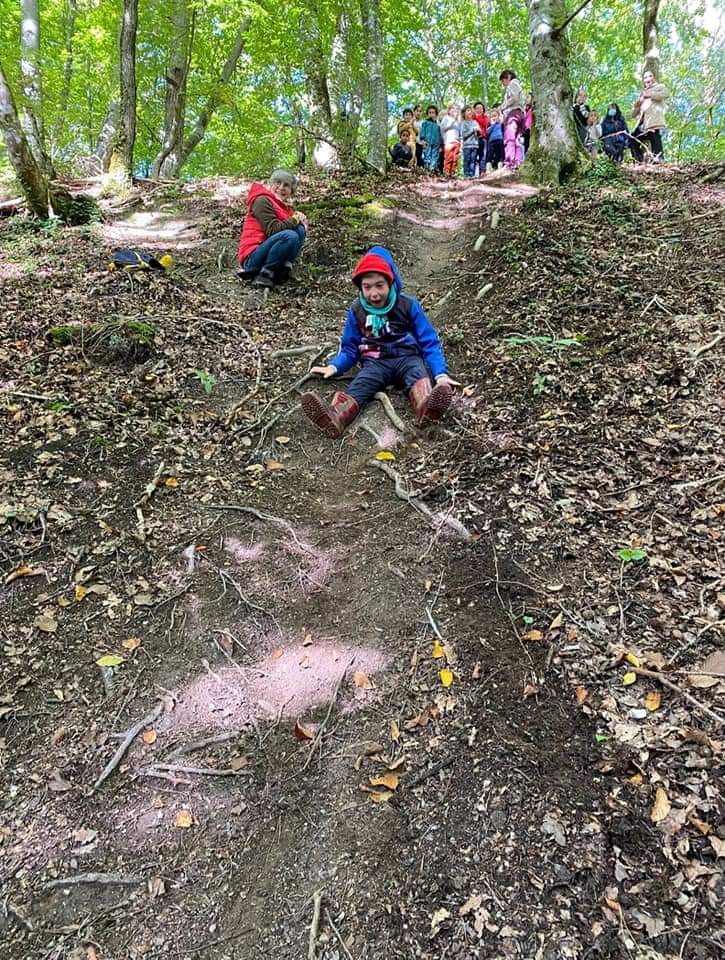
[{"xmin": 1, "ymin": 162, "xmax": 724, "ymax": 960}]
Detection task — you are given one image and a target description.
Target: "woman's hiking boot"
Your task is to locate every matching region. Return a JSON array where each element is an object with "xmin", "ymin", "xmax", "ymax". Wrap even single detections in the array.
[
  {"xmin": 251, "ymin": 267, "xmax": 275, "ymax": 289},
  {"xmin": 274, "ymin": 261, "xmax": 294, "ymax": 284},
  {"xmin": 409, "ymin": 377, "xmax": 453, "ymax": 425},
  {"xmin": 301, "ymin": 391, "xmax": 359, "ymax": 438}
]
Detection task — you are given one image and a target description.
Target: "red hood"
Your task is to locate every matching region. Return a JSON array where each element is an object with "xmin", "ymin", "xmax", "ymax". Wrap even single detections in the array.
[{"xmin": 246, "ymin": 182, "xmax": 288, "ymax": 208}]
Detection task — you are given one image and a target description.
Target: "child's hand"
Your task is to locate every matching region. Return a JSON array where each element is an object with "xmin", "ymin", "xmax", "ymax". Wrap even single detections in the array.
[
  {"xmin": 436, "ymin": 374, "xmax": 460, "ymax": 387},
  {"xmin": 310, "ymin": 364, "xmax": 337, "ymax": 379}
]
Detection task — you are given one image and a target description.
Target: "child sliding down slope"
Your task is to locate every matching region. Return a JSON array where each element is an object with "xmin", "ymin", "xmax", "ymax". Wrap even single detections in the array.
[{"xmin": 301, "ymin": 247, "xmax": 456, "ymax": 438}]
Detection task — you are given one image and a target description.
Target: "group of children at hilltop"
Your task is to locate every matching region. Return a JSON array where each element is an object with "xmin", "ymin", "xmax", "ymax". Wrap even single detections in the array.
[
  {"xmin": 390, "ymin": 68, "xmax": 670, "ymax": 176},
  {"xmin": 390, "ymin": 71, "xmax": 533, "ymax": 177},
  {"xmin": 573, "ymin": 71, "xmax": 669, "ymax": 163}
]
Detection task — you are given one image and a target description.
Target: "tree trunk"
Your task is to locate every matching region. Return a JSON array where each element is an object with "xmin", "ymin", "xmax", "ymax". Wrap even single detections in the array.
[
  {"xmin": 19, "ymin": 0, "xmax": 53, "ymax": 175},
  {"xmin": 96, "ymin": 99, "xmax": 120, "ymax": 171},
  {"xmin": 0, "ymin": 59, "xmax": 81, "ymax": 220},
  {"xmin": 108, "ymin": 0, "xmax": 138, "ymax": 178},
  {"xmin": 152, "ymin": 0, "xmax": 194, "ymax": 178},
  {"xmin": 522, "ymin": 0, "xmax": 584, "ymax": 185},
  {"xmin": 360, "ymin": 0, "xmax": 387, "ymax": 174},
  {"xmin": 52, "ymin": 0, "xmax": 79, "ymax": 147},
  {"xmin": 175, "ymin": 17, "xmax": 250, "ymax": 174},
  {"xmin": 643, "ymin": 0, "xmax": 661, "ymax": 77}
]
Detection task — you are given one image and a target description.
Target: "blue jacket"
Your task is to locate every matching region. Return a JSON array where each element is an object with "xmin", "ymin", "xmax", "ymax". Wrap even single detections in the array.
[
  {"xmin": 328, "ymin": 246, "xmax": 448, "ymax": 379},
  {"xmin": 420, "ymin": 118, "xmax": 442, "ymax": 147},
  {"xmin": 488, "ymin": 122, "xmax": 503, "ymax": 142},
  {"xmin": 601, "ymin": 115, "xmax": 629, "ymax": 152}
]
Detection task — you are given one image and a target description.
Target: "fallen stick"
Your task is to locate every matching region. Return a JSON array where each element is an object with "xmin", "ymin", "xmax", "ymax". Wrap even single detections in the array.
[
  {"xmin": 165, "ymin": 730, "xmax": 247, "ymax": 760},
  {"xmin": 308, "ymin": 890, "xmax": 324, "ymax": 960},
  {"xmin": 692, "ymin": 330, "xmax": 724, "ymax": 358},
  {"xmin": 632, "ymin": 667, "xmax": 725, "ymax": 726},
  {"xmin": 270, "ymin": 344, "xmax": 323, "ymax": 359},
  {"xmin": 673, "ymin": 472, "xmax": 725, "ymax": 493},
  {"xmin": 324, "ymin": 907, "xmax": 354, "ymax": 960},
  {"xmin": 369, "ymin": 459, "xmax": 472, "ymax": 541},
  {"xmin": 374, "ymin": 391, "xmax": 406, "ymax": 432},
  {"xmin": 404, "ymin": 755, "xmax": 455, "ymax": 790},
  {"xmin": 134, "ymin": 461, "xmax": 166, "ymax": 508},
  {"xmin": 93, "ymin": 702, "xmax": 164, "ymax": 791},
  {"xmin": 140, "ymin": 762, "xmax": 250, "ymax": 777},
  {"xmin": 302, "ymin": 661, "xmax": 354, "ymax": 772},
  {"xmin": 46, "ymin": 872, "xmax": 143, "ymax": 889}
]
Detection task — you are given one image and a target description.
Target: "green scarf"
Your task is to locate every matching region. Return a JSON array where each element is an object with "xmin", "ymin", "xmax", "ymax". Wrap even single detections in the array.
[{"xmin": 359, "ymin": 287, "xmax": 397, "ymax": 337}]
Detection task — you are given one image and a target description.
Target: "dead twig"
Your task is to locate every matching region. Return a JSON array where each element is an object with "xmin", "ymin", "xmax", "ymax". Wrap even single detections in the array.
[
  {"xmin": 140, "ymin": 762, "xmax": 251, "ymax": 777},
  {"xmin": 324, "ymin": 907, "xmax": 354, "ymax": 960},
  {"xmin": 45, "ymin": 872, "xmax": 143, "ymax": 889},
  {"xmin": 404, "ymin": 755, "xmax": 455, "ymax": 790},
  {"xmin": 369, "ymin": 459, "xmax": 472, "ymax": 541},
  {"xmin": 93, "ymin": 702, "xmax": 164, "ymax": 791},
  {"xmin": 308, "ymin": 890, "xmax": 324, "ymax": 960},
  {"xmin": 165, "ymin": 730, "xmax": 248, "ymax": 760},
  {"xmin": 632, "ymin": 667, "xmax": 725, "ymax": 726},
  {"xmin": 270, "ymin": 344, "xmax": 323, "ymax": 359},
  {"xmin": 673, "ymin": 471, "xmax": 725, "ymax": 493},
  {"xmin": 302, "ymin": 661, "xmax": 354, "ymax": 772},
  {"xmin": 374, "ymin": 391, "xmax": 406, "ymax": 432}
]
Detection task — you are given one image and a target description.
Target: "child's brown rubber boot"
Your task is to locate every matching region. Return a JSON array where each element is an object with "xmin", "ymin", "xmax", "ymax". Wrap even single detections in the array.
[
  {"xmin": 301, "ymin": 391, "xmax": 360, "ymax": 438},
  {"xmin": 409, "ymin": 377, "xmax": 453, "ymax": 425}
]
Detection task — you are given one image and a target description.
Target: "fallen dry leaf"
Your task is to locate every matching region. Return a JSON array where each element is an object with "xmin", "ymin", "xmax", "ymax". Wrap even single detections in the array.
[
  {"xmin": 523, "ymin": 683, "xmax": 539, "ymax": 699},
  {"xmin": 651, "ymin": 786, "xmax": 671, "ymax": 823},
  {"xmin": 74, "ymin": 583, "xmax": 86, "ymax": 602},
  {"xmin": 175, "ymin": 810, "xmax": 193, "ymax": 828},
  {"xmin": 274, "ymin": 435, "xmax": 290, "ymax": 444},
  {"xmin": 363, "ymin": 741, "xmax": 384, "ymax": 755},
  {"xmin": 459, "ymin": 893, "xmax": 483, "ymax": 916},
  {"xmin": 142, "ymin": 729, "xmax": 157, "ymax": 745},
  {"xmin": 96, "ymin": 654, "xmax": 123, "ymax": 668},
  {"xmin": 522, "ymin": 629, "xmax": 543, "ymax": 642},
  {"xmin": 622, "ymin": 671, "xmax": 637, "ymax": 686},
  {"xmin": 370, "ymin": 771, "xmax": 400, "ymax": 790},
  {"xmin": 353, "ymin": 671, "xmax": 372, "ymax": 689},
  {"xmin": 439, "ymin": 668, "xmax": 454, "ymax": 688},
  {"xmin": 645, "ymin": 690, "xmax": 662, "ymax": 711},
  {"xmin": 122, "ymin": 637, "xmax": 141, "ymax": 651},
  {"xmin": 369, "ymin": 789, "xmax": 394, "ymax": 803},
  {"xmin": 687, "ymin": 814, "xmax": 711, "ymax": 835},
  {"xmin": 431, "ymin": 639, "xmax": 446, "ymax": 659},
  {"xmin": 294, "ymin": 720, "xmax": 317, "ymax": 741},
  {"xmin": 389, "ymin": 718, "xmax": 400, "ymax": 742},
  {"xmin": 710, "ymin": 836, "xmax": 725, "ymax": 857},
  {"xmin": 230, "ymin": 755, "xmax": 248, "ymax": 771},
  {"xmin": 625, "ymin": 652, "xmax": 641, "ymax": 667},
  {"xmin": 688, "ymin": 650, "xmax": 725, "ymax": 688},
  {"xmin": 431, "ymin": 907, "xmax": 451, "ymax": 932},
  {"xmin": 374, "ymin": 450, "xmax": 395, "ymax": 462},
  {"xmin": 575, "ymin": 686, "xmax": 589, "ymax": 704},
  {"xmin": 164, "ymin": 476, "xmax": 178, "ymax": 487}
]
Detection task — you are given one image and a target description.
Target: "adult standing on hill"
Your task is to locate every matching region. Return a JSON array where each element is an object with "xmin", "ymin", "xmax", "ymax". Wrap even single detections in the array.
[
  {"xmin": 630, "ymin": 70, "xmax": 669, "ymax": 162},
  {"xmin": 237, "ymin": 170, "xmax": 308, "ymax": 290},
  {"xmin": 499, "ymin": 69, "xmax": 524, "ymax": 170}
]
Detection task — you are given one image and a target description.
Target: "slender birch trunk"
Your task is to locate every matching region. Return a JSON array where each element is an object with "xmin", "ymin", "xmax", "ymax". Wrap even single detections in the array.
[
  {"xmin": 643, "ymin": 0, "xmax": 661, "ymax": 77},
  {"xmin": 19, "ymin": 0, "xmax": 54, "ymax": 175}
]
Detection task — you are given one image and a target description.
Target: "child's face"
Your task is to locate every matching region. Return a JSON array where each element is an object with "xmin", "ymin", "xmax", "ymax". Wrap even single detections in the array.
[
  {"xmin": 413, "ymin": 106, "xmax": 422, "ymax": 119},
  {"xmin": 360, "ymin": 273, "xmax": 391, "ymax": 306},
  {"xmin": 400, "ymin": 132, "xmax": 409, "ymax": 143},
  {"xmin": 643, "ymin": 71, "xmax": 655, "ymax": 88},
  {"xmin": 403, "ymin": 110, "xmax": 413, "ymax": 121},
  {"xmin": 448, "ymin": 105, "xmax": 457, "ymax": 117},
  {"xmin": 576, "ymin": 91, "xmax": 586, "ymax": 105},
  {"xmin": 474, "ymin": 104, "xmax": 484, "ymax": 115},
  {"xmin": 464, "ymin": 107, "xmax": 473, "ymax": 119},
  {"xmin": 427, "ymin": 108, "xmax": 437, "ymax": 119}
]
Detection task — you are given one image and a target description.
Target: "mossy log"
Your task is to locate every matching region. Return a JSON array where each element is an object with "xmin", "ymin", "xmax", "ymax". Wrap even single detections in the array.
[
  {"xmin": 47, "ymin": 318, "xmax": 156, "ymax": 357},
  {"xmin": 296, "ymin": 193, "xmax": 375, "ymax": 212}
]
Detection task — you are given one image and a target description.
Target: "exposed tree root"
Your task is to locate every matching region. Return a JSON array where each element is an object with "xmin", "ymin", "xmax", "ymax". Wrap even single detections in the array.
[
  {"xmin": 93, "ymin": 702, "xmax": 164, "ymax": 791},
  {"xmin": 632, "ymin": 667, "xmax": 725, "ymax": 727},
  {"xmin": 374, "ymin": 391, "xmax": 406, "ymax": 431},
  {"xmin": 369, "ymin": 459, "xmax": 472, "ymax": 541},
  {"xmin": 45, "ymin": 872, "xmax": 143, "ymax": 889}
]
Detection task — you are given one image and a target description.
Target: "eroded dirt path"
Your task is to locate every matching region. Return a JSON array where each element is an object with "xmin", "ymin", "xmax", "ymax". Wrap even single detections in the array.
[{"xmin": 1, "ymin": 169, "xmax": 723, "ymax": 960}]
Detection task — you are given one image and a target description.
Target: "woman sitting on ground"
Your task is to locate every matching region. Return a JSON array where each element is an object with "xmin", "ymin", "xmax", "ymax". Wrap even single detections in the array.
[{"xmin": 237, "ymin": 169, "xmax": 308, "ymax": 289}]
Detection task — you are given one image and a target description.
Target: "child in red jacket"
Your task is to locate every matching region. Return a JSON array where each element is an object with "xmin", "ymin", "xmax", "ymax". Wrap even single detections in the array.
[{"xmin": 302, "ymin": 248, "xmax": 456, "ymax": 438}]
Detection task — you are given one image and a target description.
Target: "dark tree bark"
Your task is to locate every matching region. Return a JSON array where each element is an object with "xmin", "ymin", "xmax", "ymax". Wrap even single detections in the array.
[
  {"xmin": 174, "ymin": 17, "xmax": 251, "ymax": 174},
  {"xmin": 360, "ymin": 0, "xmax": 387, "ymax": 174},
  {"xmin": 522, "ymin": 0, "xmax": 585, "ymax": 185},
  {"xmin": 152, "ymin": 0, "xmax": 194, "ymax": 178},
  {"xmin": 643, "ymin": 0, "xmax": 662, "ymax": 77},
  {"xmin": 108, "ymin": 0, "xmax": 138, "ymax": 178},
  {"xmin": 0, "ymin": 59, "xmax": 79, "ymax": 220},
  {"xmin": 96, "ymin": 99, "xmax": 121, "ymax": 171}
]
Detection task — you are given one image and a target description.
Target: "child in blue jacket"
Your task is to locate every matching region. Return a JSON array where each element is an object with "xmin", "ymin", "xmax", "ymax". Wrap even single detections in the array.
[{"xmin": 302, "ymin": 247, "xmax": 456, "ymax": 438}]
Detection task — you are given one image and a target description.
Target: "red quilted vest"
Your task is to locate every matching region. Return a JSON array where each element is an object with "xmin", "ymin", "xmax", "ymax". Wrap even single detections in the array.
[{"xmin": 238, "ymin": 183, "xmax": 294, "ymax": 263}]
